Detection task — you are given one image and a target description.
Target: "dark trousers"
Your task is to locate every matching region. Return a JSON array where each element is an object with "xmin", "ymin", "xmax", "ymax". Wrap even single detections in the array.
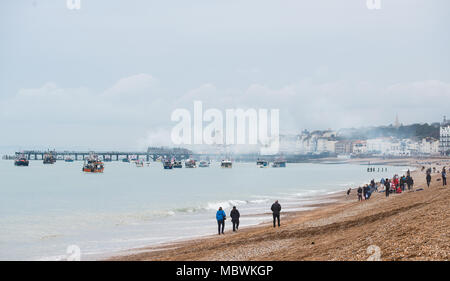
[
  {"xmin": 385, "ymin": 190, "xmax": 389, "ymax": 197},
  {"xmin": 273, "ymin": 213, "xmax": 280, "ymax": 227},
  {"xmin": 217, "ymin": 220, "xmax": 225, "ymax": 234},
  {"xmin": 443, "ymin": 177, "xmax": 447, "ymax": 186},
  {"xmin": 427, "ymin": 180, "xmax": 431, "ymax": 187},
  {"xmin": 232, "ymin": 220, "xmax": 239, "ymax": 231}
]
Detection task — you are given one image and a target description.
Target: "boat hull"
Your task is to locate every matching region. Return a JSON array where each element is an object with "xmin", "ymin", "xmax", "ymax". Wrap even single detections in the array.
[
  {"xmin": 83, "ymin": 168, "xmax": 104, "ymax": 173},
  {"xmin": 14, "ymin": 160, "xmax": 29, "ymax": 166}
]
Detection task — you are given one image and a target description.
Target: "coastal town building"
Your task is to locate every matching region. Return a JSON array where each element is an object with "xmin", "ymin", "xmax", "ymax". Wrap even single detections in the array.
[
  {"xmin": 351, "ymin": 140, "xmax": 367, "ymax": 155},
  {"xmin": 366, "ymin": 138, "xmax": 393, "ymax": 155},
  {"xmin": 289, "ymin": 119, "xmax": 446, "ymax": 157},
  {"xmin": 440, "ymin": 116, "xmax": 450, "ymax": 156},
  {"xmin": 317, "ymin": 138, "xmax": 337, "ymax": 153},
  {"xmin": 296, "ymin": 130, "xmax": 337, "ymax": 154},
  {"xmin": 335, "ymin": 140, "xmax": 353, "ymax": 155},
  {"xmin": 418, "ymin": 137, "xmax": 440, "ymax": 155}
]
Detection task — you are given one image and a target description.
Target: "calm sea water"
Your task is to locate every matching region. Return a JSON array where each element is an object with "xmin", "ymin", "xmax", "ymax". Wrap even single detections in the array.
[{"xmin": 0, "ymin": 160, "xmax": 410, "ymax": 260}]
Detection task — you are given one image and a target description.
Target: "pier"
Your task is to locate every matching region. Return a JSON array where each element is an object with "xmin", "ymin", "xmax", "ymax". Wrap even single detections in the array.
[{"xmin": 14, "ymin": 147, "xmax": 193, "ymax": 162}]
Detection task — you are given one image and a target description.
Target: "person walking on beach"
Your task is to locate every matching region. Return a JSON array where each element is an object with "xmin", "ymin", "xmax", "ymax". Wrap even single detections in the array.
[
  {"xmin": 371, "ymin": 179, "xmax": 377, "ymax": 192},
  {"xmin": 271, "ymin": 200, "xmax": 281, "ymax": 228},
  {"xmin": 406, "ymin": 175, "xmax": 414, "ymax": 191},
  {"xmin": 230, "ymin": 206, "xmax": 240, "ymax": 232},
  {"xmin": 400, "ymin": 175, "xmax": 406, "ymax": 192},
  {"xmin": 442, "ymin": 167, "xmax": 447, "ymax": 186},
  {"xmin": 384, "ymin": 178, "xmax": 390, "ymax": 197},
  {"xmin": 363, "ymin": 185, "xmax": 369, "ymax": 200},
  {"xmin": 357, "ymin": 186, "xmax": 363, "ymax": 201},
  {"xmin": 426, "ymin": 173, "xmax": 432, "ymax": 188},
  {"xmin": 216, "ymin": 207, "xmax": 226, "ymax": 235}
]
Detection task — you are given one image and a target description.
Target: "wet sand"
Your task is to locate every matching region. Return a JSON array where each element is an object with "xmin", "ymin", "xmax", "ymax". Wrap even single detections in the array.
[{"xmin": 107, "ymin": 158, "xmax": 450, "ymax": 261}]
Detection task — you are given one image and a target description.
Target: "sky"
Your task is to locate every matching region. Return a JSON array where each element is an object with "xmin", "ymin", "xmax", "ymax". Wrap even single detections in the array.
[{"xmin": 1, "ymin": 0, "xmax": 449, "ymax": 151}]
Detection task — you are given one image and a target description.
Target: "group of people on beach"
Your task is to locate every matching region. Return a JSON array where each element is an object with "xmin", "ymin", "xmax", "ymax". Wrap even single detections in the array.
[
  {"xmin": 351, "ymin": 165, "xmax": 448, "ymax": 202},
  {"xmin": 215, "ymin": 200, "xmax": 282, "ymax": 235},
  {"xmin": 351, "ymin": 169, "xmax": 415, "ymax": 201},
  {"xmin": 382, "ymin": 172, "xmax": 415, "ymax": 197}
]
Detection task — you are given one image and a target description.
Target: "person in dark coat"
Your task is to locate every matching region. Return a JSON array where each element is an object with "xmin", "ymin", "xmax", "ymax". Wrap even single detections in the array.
[
  {"xmin": 230, "ymin": 206, "xmax": 240, "ymax": 232},
  {"xmin": 406, "ymin": 175, "xmax": 414, "ymax": 191},
  {"xmin": 384, "ymin": 178, "xmax": 390, "ymax": 197},
  {"xmin": 442, "ymin": 167, "xmax": 447, "ymax": 186},
  {"xmin": 271, "ymin": 200, "xmax": 281, "ymax": 227},
  {"xmin": 426, "ymin": 173, "xmax": 432, "ymax": 187},
  {"xmin": 357, "ymin": 186, "xmax": 363, "ymax": 201}
]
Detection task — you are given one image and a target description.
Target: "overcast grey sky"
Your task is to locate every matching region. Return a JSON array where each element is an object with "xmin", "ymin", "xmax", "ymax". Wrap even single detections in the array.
[{"xmin": 1, "ymin": 0, "xmax": 449, "ymax": 151}]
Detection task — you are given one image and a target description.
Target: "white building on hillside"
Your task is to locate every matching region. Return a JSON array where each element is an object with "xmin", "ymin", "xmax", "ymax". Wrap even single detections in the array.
[
  {"xmin": 316, "ymin": 138, "xmax": 337, "ymax": 153},
  {"xmin": 419, "ymin": 137, "xmax": 440, "ymax": 155},
  {"xmin": 352, "ymin": 140, "xmax": 367, "ymax": 155},
  {"xmin": 366, "ymin": 138, "xmax": 393, "ymax": 154},
  {"xmin": 440, "ymin": 116, "xmax": 450, "ymax": 155}
]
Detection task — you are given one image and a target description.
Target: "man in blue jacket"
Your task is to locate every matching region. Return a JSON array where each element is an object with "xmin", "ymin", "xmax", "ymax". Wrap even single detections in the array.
[{"xmin": 216, "ymin": 207, "xmax": 226, "ymax": 235}]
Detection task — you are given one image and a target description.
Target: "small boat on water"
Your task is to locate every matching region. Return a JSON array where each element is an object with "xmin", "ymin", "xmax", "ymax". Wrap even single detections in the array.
[
  {"xmin": 173, "ymin": 161, "xmax": 183, "ymax": 168},
  {"xmin": 122, "ymin": 158, "xmax": 130, "ymax": 163},
  {"xmin": 14, "ymin": 154, "xmax": 29, "ymax": 166},
  {"xmin": 43, "ymin": 153, "xmax": 56, "ymax": 164},
  {"xmin": 185, "ymin": 159, "xmax": 197, "ymax": 168},
  {"xmin": 256, "ymin": 159, "xmax": 268, "ymax": 168},
  {"xmin": 64, "ymin": 157, "xmax": 74, "ymax": 162},
  {"xmin": 199, "ymin": 160, "xmax": 210, "ymax": 167},
  {"xmin": 163, "ymin": 159, "xmax": 173, "ymax": 169},
  {"xmin": 221, "ymin": 159, "xmax": 232, "ymax": 168},
  {"xmin": 135, "ymin": 160, "xmax": 144, "ymax": 167},
  {"xmin": 82, "ymin": 155, "xmax": 104, "ymax": 173},
  {"xmin": 272, "ymin": 158, "xmax": 286, "ymax": 168}
]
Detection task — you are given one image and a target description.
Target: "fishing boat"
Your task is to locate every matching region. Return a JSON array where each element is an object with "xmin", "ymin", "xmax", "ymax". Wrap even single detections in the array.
[
  {"xmin": 272, "ymin": 157, "xmax": 286, "ymax": 168},
  {"xmin": 256, "ymin": 159, "xmax": 268, "ymax": 168},
  {"xmin": 43, "ymin": 153, "xmax": 56, "ymax": 164},
  {"xmin": 173, "ymin": 161, "xmax": 183, "ymax": 168},
  {"xmin": 185, "ymin": 159, "xmax": 197, "ymax": 168},
  {"xmin": 82, "ymin": 155, "xmax": 104, "ymax": 173},
  {"xmin": 163, "ymin": 159, "xmax": 173, "ymax": 169},
  {"xmin": 135, "ymin": 160, "xmax": 144, "ymax": 167},
  {"xmin": 199, "ymin": 160, "xmax": 210, "ymax": 167},
  {"xmin": 14, "ymin": 154, "xmax": 29, "ymax": 166},
  {"xmin": 64, "ymin": 157, "xmax": 74, "ymax": 162},
  {"xmin": 221, "ymin": 159, "xmax": 232, "ymax": 168}
]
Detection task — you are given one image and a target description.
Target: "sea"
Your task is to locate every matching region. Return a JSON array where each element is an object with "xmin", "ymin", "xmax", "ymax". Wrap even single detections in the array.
[{"xmin": 0, "ymin": 159, "xmax": 411, "ymax": 260}]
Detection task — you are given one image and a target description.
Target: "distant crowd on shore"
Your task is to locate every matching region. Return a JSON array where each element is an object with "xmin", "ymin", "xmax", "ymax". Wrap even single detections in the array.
[
  {"xmin": 215, "ymin": 200, "xmax": 282, "ymax": 235},
  {"xmin": 349, "ymin": 166, "xmax": 447, "ymax": 202}
]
